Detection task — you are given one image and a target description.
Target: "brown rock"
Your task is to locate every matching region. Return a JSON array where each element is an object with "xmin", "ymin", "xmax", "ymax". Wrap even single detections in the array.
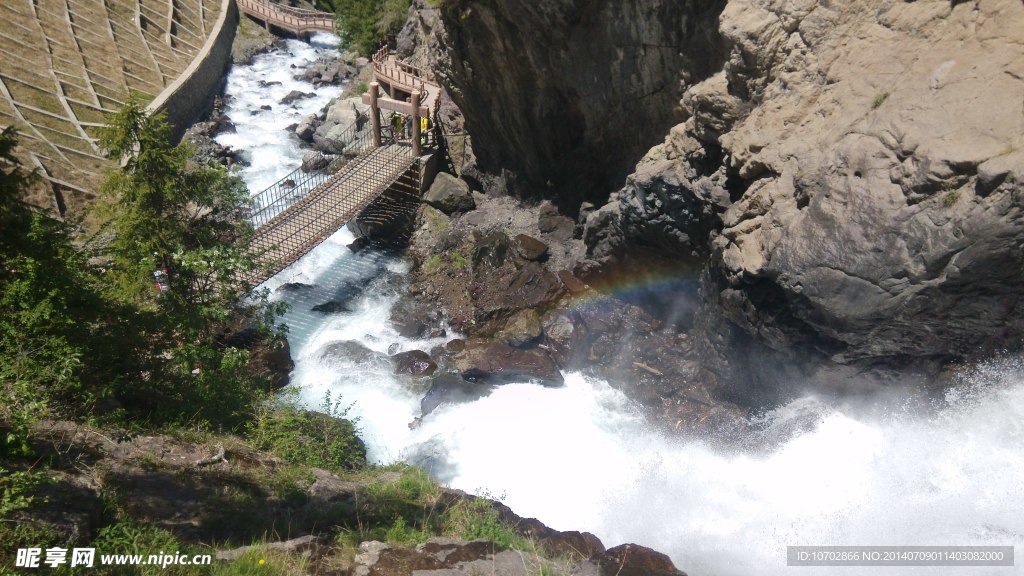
[
  {"xmin": 392, "ymin": 350, "xmax": 438, "ymax": 377},
  {"xmin": 453, "ymin": 339, "xmax": 563, "ymax": 386},
  {"xmin": 556, "ymin": 270, "xmax": 589, "ymax": 294},
  {"xmin": 512, "ymin": 233, "xmax": 549, "ymax": 261},
  {"xmin": 498, "ymin": 308, "xmax": 543, "ymax": 347},
  {"xmin": 600, "ymin": 544, "xmax": 687, "ymax": 576}
]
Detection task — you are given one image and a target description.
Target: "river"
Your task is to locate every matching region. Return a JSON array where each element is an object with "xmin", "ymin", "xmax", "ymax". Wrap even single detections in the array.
[{"xmin": 216, "ymin": 33, "xmax": 1024, "ymax": 576}]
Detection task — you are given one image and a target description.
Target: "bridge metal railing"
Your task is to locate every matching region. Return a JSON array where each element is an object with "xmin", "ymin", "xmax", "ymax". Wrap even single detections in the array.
[
  {"xmin": 247, "ymin": 143, "xmax": 418, "ymax": 282},
  {"xmin": 246, "ymin": 120, "xmax": 374, "ymax": 228},
  {"xmin": 236, "ymin": 0, "xmax": 334, "ymax": 34}
]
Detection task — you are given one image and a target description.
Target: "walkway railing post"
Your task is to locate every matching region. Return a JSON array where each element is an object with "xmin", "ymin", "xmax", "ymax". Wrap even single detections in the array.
[
  {"xmin": 411, "ymin": 89, "xmax": 421, "ymax": 157},
  {"xmin": 369, "ymin": 82, "xmax": 381, "ymax": 147}
]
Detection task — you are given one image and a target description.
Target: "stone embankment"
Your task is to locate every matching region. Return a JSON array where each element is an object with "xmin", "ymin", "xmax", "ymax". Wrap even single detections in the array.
[{"xmin": 0, "ymin": 0, "xmax": 233, "ymax": 215}]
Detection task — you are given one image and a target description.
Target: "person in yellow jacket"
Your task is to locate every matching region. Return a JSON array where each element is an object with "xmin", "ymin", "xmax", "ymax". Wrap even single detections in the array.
[{"xmin": 420, "ymin": 116, "xmax": 429, "ymax": 145}]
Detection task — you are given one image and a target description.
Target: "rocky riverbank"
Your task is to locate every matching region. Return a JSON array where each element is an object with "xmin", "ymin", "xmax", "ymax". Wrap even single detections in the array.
[{"xmin": 9, "ymin": 420, "xmax": 687, "ymax": 576}]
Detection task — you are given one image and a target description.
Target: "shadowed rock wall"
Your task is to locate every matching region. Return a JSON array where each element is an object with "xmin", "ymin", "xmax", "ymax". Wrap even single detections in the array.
[{"xmin": 431, "ymin": 0, "xmax": 727, "ymax": 207}]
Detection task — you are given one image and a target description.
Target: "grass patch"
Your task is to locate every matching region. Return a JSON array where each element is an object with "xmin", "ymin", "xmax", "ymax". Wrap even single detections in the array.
[
  {"xmin": 943, "ymin": 189, "xmax": 961, "ymax": 207},
  {"xmin": 871, "ymin": 92, "xmax": 889, "ymax": 109},
  {"xmin": 422, "ymin": 254, "xmax": 444, "ymax": 274},
  {"xmin": 210, "ymin": 546, "xmax": 311, "ymax": 576},
  {"xmin": 247, "ymin": 392, "xmax": 365, "ymax": 472},
  {"xmin": 443, "ymin": 495, "xmax": 536, "ymax": 553}
]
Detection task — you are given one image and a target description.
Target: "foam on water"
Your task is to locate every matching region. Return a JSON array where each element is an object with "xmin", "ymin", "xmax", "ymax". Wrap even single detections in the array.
[{"xmin": 225, "ymin": 42, "xmax": 1024, "ymax": 576}]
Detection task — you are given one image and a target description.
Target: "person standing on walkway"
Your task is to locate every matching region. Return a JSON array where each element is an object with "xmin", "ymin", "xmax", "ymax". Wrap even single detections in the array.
[
  {"xmin": 390, "ymin": 113, "xmax": 400, "ymax": 141},
  {"xmin": 420, "ymin": 116, "xmax": 429, "ymax": 146}
]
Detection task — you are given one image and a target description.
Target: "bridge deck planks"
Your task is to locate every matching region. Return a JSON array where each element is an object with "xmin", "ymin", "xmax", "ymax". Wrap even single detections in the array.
[{"xmin": 248, "ymin": 144, "xmax": 415, "ymax": 284}]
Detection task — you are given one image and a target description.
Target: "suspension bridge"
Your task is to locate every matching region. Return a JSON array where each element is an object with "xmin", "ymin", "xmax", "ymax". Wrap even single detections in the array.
[{"xmin": 242, "ymin": 32, "xmax": 442, "ymax": 285}]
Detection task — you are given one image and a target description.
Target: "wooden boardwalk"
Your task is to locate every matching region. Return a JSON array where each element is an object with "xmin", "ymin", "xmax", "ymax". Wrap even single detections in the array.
[
  {"xmin": 236, "ymin": 0, "xmax": 333, "ymax": 36},
  {"xmin": 372, "ymin": 47, "xmax": 437, "ymax": 109},
  {"xmin": 247, "ymin": 143, "xmax": 417, "ymax": 283}
]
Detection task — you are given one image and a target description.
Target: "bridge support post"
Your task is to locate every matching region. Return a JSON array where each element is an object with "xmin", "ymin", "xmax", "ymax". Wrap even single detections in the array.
[
  {"xmin": 411, "ymin": 90, "xmax": 421, "ymax": 157},
  {"xmin": 369, "ymin": 82, "xmax": 381, "ymax": 147}
]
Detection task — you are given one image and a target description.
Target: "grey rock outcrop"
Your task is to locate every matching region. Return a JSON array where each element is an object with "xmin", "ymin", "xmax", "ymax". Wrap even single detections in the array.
[
  {"xmin": 610, "ymin": 0, "xmax": 1024, "ymax": 397},
  {"xmin": 416, "ymin": 0, "xmax": 1024, "ymax": 402},
  {"xmin": 312, "ymin": 96, "xmax": 371, "ymax": 154},
  {"xmin": 424, "ymin": 172, "xmax": 476, "ymax": 214}
]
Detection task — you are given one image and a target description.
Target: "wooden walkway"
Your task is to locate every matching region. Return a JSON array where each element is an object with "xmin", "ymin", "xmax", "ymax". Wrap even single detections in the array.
[
  {"xmin": 247, "ymin": 143, "xmax": 418, "ymax": 283},
  {"xmin": 372, "ymin": 46, "xmax": 437, "ymax": 109},
  {"xmin": 236, "ymin": 0, "xmax": 333, "ymax": 36}
]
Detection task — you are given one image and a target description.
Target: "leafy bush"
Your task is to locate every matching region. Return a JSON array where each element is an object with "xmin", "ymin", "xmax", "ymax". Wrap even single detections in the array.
[
  {"xmin": 333, "ymin": 0, "xmax": 410, "ymax": 56},
  {"xmin": 0, "ymin": 468, "xmax": 48, "ymax": 517},
  {"xmin": 1, "ymin": 126, "xmax": 134, "ymax": 453}
]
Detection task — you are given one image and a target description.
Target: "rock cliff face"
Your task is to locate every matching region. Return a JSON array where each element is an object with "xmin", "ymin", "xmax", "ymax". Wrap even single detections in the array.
[
  {"xmin": 428, "ymin": 0, "xmax": 1024, "ymax": 401},
  {"xmin": 611, "ymin": 0, "xmax": 1024, "ymax": 398},
  {"xmin": 429, "ymin": 0, "xmax": 728, "ymax": 206}
]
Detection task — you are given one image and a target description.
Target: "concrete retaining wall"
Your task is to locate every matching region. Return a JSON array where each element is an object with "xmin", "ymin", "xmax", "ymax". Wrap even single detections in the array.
[{"xmin": 147, "ymin": 0, "xmax": 239, "ymax": 143}]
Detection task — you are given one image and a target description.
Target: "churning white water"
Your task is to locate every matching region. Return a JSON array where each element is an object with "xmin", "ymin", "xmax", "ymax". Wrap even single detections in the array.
[
  {"xmin": 223, "ymin": 39, "xmax": 1024, "ymax": 576},
  {"xmin": 216, "ymin": 33, "xmax": 342, "ymax": 192}
]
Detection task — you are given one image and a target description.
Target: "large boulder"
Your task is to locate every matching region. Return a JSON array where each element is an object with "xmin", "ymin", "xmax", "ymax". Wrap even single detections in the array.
[
  {"xmin": 420, "ymin": 373, "xmax": 492, "ymax": 417},
  {"xmin": 498, "ymin": 308, "xmax": 543, "ymax": 348},
  {"xmin": 512, "ymin": 234, "xmax": 548, "ymax": 261},
  {"xmin": 313, "ymin": 97, "xmax": 370, "ymax": 154},
  {"xmin": 294, "ymin": 114, "xmax": 319, "ymax": 142},
  {"xmin": 392, "ymin": 350, "xmax": 437, "ymax": 377},
  {"xmin": 301, "ymin": 150, "xmax": 329, "ymax": 172},
  {"xmin": 424, "ymin": 172, "xmax": 476, "ymax": 214},
  {"xmin": 280, "ymin": 90, "xmax": 313, "ymax": 105},
  {"xmin": 317, "ymin": 340, "xmax": 390, "ymax": 367}
]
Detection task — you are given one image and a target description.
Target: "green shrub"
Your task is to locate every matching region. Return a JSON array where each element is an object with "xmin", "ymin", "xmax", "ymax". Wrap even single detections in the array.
[
  {"xmin": 0, "ymin": 468, "xmax": 48, "ymax": 517},
  {"xmin": 443, "ymin": 496, "xmax": 535, "ymax": 552},
  {"xmin": 91, "ymin": 522, "xmax": 189, "ymax": 576},
  {"xmin": 334, "ymin": 0, "xmax": 411, "ymax": 56},
  {"xmin": 422, "ymin": 254, "xmax": 444, "ymax": 274},
  {"xmin": 248, "ymin": 393, "xmax": 365, "ymax": 471}
]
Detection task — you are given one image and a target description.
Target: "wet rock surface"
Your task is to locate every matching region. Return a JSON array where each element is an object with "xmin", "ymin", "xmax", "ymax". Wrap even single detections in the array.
[
  {"xmin": 404, "ymin": 187, "xmax": 743, "ymax": 432},
  {"xmin": 420, "ymin": 373, "xmax": 492, "ymax": 417},
  {"xmin": 452, "ymin": 339, "xmax": 564, "ymax": 386},
  {"xmin": 392, "ymin": 349, "xmax": 438, "ymax": 377},
  {"xmin": 318, "ymin": 340, "xmax": 390, "ymax": 367}
]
